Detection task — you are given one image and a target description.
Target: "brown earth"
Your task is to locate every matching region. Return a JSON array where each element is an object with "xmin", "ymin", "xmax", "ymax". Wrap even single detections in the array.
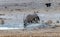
[{"xmin": 0, "ymin": 27, "xmax": 60, "ymax": 37}]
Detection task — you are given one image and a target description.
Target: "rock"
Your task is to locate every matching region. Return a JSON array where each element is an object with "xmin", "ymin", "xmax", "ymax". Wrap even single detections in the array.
[{"xmin": 45, "ymin": 20, "xmax": 53, "ymax": 25}]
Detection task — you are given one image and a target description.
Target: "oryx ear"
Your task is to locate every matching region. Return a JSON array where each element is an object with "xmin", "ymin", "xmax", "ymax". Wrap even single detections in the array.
[
  {"xmin": 34, "ymin": 11, "xmax": 38, "ymax": 13},
  {"xmin": 36, "ymin": 11, "xmax": 39, "ymax": 13}
]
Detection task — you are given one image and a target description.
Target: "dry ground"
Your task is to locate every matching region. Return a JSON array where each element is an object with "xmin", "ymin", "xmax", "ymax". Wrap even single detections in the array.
[{"xmin": 0, "ymin": 27, "xmax": 60, "ymax": 37}]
